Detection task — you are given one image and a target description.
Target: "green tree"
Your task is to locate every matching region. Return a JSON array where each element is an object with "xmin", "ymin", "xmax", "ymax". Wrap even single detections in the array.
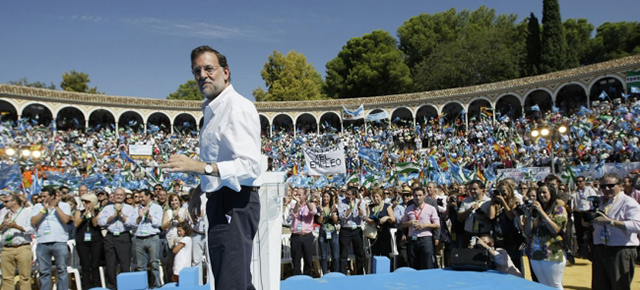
[
  {"xmin": 397, "ymin": 9, "xmax": 461, "ymax": 72},
  {"xmin": 585, "ymin": 21, "xmax": 640, "ymax": 63},
  {"xmin": 254, "ymin": 50, "xmax": 325, "ymax": 102},
  {"xmin": 402, "ymin": 7, "xmax": 523, "ymax": 91},
  {"xmin": 563, "ymin": 18, "xmax": 594, "ymax": 67},
  {"xmin": 8, "ymin": 78, "xmax": 56, "ymax": 89},
  {"xmin": 167, "ymin": 80, "xmax": 202, "ymax": 100},
  {"xmin": 325, "ymin": 30, "xmax": 412, "ymax": 98},
  {"xmin": 60, "ymin": 70, "xmax": 100, "ymax": 93},
  {"xmin": 539, "ymin": 0, "xmax": 568, "ymax": 73},
  {"xmin": 525, "ymin": 13, "xmax": 542, "ymax": 75}
]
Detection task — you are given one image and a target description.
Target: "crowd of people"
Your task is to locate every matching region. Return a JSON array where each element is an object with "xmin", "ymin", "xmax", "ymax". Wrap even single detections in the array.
[
  {"xmin": 282, "ymin": 172, "xmax": 640, "ymax": 290},
  {"xmin": 0, "ymin": 184, "xmax": 205, "ymax": 290},
  {"xmin": 0, "ymin": 94, "xmax": 638, "ymax": 290}
]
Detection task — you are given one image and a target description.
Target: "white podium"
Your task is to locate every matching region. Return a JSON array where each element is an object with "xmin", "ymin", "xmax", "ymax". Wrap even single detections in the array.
[{"xmin": 250, "ymin": 171, "xmax": 285, "ymax": 290}]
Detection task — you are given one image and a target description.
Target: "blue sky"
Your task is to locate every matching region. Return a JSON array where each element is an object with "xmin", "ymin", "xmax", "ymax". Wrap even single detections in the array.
[{"xmin": 1, "ymin": 0, "xmax": 638, "ymax": 101}]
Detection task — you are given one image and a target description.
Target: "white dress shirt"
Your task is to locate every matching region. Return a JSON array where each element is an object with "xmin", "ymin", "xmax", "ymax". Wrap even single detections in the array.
[
  {"xmin": 200, "ymin": 85, "xmax": 262, "ymax": 193},
  {"xmin": 0, "ymin": 207, "xmax": 33, "ymax": 246},
  {"xmin": 573, "ymin": 186, "xmax": 598, "ymax": 212}
]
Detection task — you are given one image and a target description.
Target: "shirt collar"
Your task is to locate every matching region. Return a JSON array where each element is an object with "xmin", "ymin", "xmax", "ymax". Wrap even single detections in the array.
[{"xmin": 201, "ymin": 84, "xmax": 234, "ymax": 110}]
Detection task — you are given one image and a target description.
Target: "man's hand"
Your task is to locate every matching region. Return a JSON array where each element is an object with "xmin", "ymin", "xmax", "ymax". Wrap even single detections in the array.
[
  {"xmin": 138, "ymin": 207, "xmax": 145, "ymax": 218},
  {"xmin": 592, "ymin": 211, "xmax": 612, "ymax": 225},
  {"xmin": 161, "ymin": 154, "xmax": 209, "ymax": 175}
]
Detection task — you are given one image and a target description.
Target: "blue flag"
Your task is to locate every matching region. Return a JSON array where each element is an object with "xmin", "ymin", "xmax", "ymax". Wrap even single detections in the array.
[
  {"xmin": 598, "ymin": 90, "xmax": 608, "ymax": 100},
  {"xmin": 530, "ymin": 105, "xmax": 540, "ymax": 112}
]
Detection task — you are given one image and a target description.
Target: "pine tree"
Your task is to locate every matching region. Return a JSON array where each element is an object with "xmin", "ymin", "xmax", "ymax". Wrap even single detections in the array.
[
  {"xmin": 526, "ymin": 13, "xmax": 542, "ymax": 75},
  {"xmin": 539, "ymin": 0, "xmax": 568, "ymax": 73}
]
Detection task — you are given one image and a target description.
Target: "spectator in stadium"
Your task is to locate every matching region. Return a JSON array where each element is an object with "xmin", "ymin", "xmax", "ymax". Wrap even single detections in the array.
[
  {"xmin": 0, "ymin": 193, "xmax": 33, "ymax": 290},
  {"xmin": 488, "ymin": 180, "xmax": 524, "ymax": 274},
  {"xmin": 584, "ymin": 173, "xmax": 640, "ymax": 290},
  {"xmin": 131, "ymin": 189, "xmax": 163, "ymax": 288},
  {"xmin": 572, "ymin": 175, "xmax": 598, "ymax": 257},
  {"xmin": 457, "ymin": 180, "xmax": 491, "ymax": 247},
  {"xmin": 31, "ymin": 186, "xmax": 71, "ymax": 290},
  {"xmin": 402, "ymin": 187, "xmax": 440, "ymax": 269},
  {"xmin": 338, "ymin": 186, "xmax": 367, "ymax": 274},
  {"xmin": 473, "ymin": 234, "xmax": 522, "ymax": 277},
  {"xmin": 171, "ymin": 221, "xmax": 192, "ymax": 282},
  {"xmin": 98, "ymin": 188, "xmax": 134, "ymax": 290},
  {"xmin": 187, "ymin": 186, "xmax": 207, "ymax": 273},
  {"xmin": 162, "ymin": 193, "xmax": 188, "ymax": 279},
  {"xmin": 317, "ymin": 189, "xmax": 339, "ymax": 274},
  {"xmin": 365, "ymin": 188, "xmax": 395, "ymax": 257},
  {"xmin": 622, "ymin": 176, "xmax": 640, "ymax": 204},
  {"xmin": 74, "ymin": 193, "xmax": 103, "ymax": 289},
  {"xmin": 289, "ymin": 187, "xmax": 317, "ymax": 276},
  {"xmin": 524, "ymin": 183, "xmax": 567, "ymax": 289}
]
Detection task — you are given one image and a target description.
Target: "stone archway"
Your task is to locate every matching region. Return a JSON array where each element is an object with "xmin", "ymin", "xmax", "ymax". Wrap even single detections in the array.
[
  {"xmin": 296, "ymin": 113, "xmax": 317, "ymax": 134},
  {"xmin": 495, "ymin": 95, "xmax": 522, "ymax": 120},
  {"xmin": 0, "ymin": 100, "xmax": 18, "ymax": 123},
  {"xmin": 88, "ymin": 109, "xmax": 116, "ymax": 131},
  {"xmin": 56, "ymin": 106, "xmax": 86, "ymax": 131},
  {"xmin": 273, "ymin": 114, "xmax": 294, "ymax": 135},
  {"xmin": 22, "ymin": 103, "xmax": 53, "ymax": 126},
  {"xmin": 556, "ymin": 84, "xmax": 587, "ymax": 115},
  {"xmin": 174, "ymin": 113, "xmax": 197, "ymax": 136},
  {"xmin": 589, "ymin": 77, "xmax": 624, "ymax": 105},
  {"xmin": 319, "ymin": 112, "xmax": 342, "ymax": 133},
  {"xmin": 118, "ymin": 111, "xmax": 144, "ymax": 133}
]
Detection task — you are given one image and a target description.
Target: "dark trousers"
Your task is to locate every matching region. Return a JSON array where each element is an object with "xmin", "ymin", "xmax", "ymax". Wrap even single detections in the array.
[
  {"xmin": 592, "ymin": 245, "xmax": 637, "ymax": 290},
  {"xmin": 408, "ymin": 236, "xmax": 434, "ymax": 270},
  {"xmin": 395, "ymin": 230, "xmax": 409, "ymax": 268},
  {"xmin": 207, "ymin": 187, "xmax": 260, "ymax": 290},
  {"xmin": 339, "ymin": 227, "xmax": 365, "ymax": 275},
  {"xmin": 104, "ymin": 232, "xmax": 132, "ymax": 289},
  {"xmin": 573, "ymin": 211, "xmax": 592, "ymax": 256},
  {"xmin": 76, "ymin": 237, "xmax": 104, "ymax": 289},
  {"xmin": 290, "ymin": 233, "xmax": 314, "ymax": 276}
]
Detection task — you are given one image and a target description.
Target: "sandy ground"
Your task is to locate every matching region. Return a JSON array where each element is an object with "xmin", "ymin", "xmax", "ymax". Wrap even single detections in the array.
[{"xmin": 522, "ymin": 257, "xmax": 640, "ymax": 290}]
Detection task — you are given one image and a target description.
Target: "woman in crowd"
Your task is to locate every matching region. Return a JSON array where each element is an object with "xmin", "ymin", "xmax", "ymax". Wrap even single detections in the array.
[
  {"xmin": 73, "ymin": 193, "xmax": 103, "ymax": 289},
  {"xmin": 488, "ymin": 181, "xmax": 524, "ymax": 274},
  {"xmin": 162, "ymin": 193, "xmax": 188, "ymax": 275},
  {"xmin": 365, "ymin": 188, "xmax": 396, "ymax": 257},
  {"xmin": 317, "ymin": 190, "xmax": 339, "ymax": 274},
  {"xmin": 524, "ymin": 183, "xmax": 568, "ymax": 289}
]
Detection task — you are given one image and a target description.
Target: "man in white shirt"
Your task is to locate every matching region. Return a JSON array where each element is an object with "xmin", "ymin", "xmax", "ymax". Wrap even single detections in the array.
[
  {"xmin": 0, "ymin": 194, "xmax": 33, "ymax": 290},
  {"xmin": 163, "ymin": 45, "xmax": 262, "ymax": 290},
  {"xmin": 31, "ymin": 186, "xmax": 71, "ymax": 290},
  {"xmin": 572, "ymin": 175, "xmax": 597, "ymax": 257}
]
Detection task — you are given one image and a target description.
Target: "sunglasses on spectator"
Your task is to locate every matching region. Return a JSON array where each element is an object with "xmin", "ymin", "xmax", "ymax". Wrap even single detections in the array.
[
  {"xmin": 82, "ymin": 200, "xmax": 90, "ymax": 203},
  {"xmin": 602, "ymin": 183, "xmax": 617, "ymax": 189}
]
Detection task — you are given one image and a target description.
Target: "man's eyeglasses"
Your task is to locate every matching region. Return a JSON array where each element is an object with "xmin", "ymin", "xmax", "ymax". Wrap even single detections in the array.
[
  {"xmin": 577, "ymin": 180, "xmax": 585, "ymax": 183},
  {"xmin": 192, "ymin": 65, "xmax": 219, "ymax": 76},
  {"xmin": 602, "ymin": 183, "xmax": 618, "ymax": 189}
]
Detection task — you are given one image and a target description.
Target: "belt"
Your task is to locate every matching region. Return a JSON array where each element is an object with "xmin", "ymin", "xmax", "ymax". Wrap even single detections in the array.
[
  {"xmin": 107, "ymin": 231, "xmax": 130, "ymax": 236},
  {"xmin": 4, "ymin": 243, "xmax": 29, "ymax": 248},
  {"xmin": 136, "ymin": 234, "xmax": 158, "ymax": 240},
  {"xmin": 207, "ymin": 186, "xmax": 260, "ymax": 195},
  {"xmin": 291, "ymin": 232, "xmax": 312, "ymax": 237}
]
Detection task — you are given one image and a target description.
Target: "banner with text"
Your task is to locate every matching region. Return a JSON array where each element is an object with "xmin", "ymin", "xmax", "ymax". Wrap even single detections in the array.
[
  {"xmin": 343, "ymin": 105, "xmax": 365, "ymax": 120},
  {"xmin": 302, "ymin": 143, "xmax": 346, "ymax": 176}
]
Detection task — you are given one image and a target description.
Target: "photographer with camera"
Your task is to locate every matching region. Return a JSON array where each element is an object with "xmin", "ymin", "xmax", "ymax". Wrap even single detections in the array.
[
  {"xmin": 582, "ymin": 173, "xmax": 640, "ymax": 290},
  {"xmin": 471, "ymin": 234, "xmax": 522, "ymax": 277},
  {"xmin": 489, "ymin": 180, "xmax": 525, "ymax": 275},
  {"xmin": 523, "ymin": 183, "xmax": 567, "ymax": 289},
  {"xmin": 457, "ymin": 180, "xmax": 492, "ymax": 248}
]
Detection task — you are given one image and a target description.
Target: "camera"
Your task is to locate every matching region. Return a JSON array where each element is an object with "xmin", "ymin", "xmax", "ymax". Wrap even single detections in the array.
[
  {"xmin": 514, "ymin": 199, "xmax": 534, "ymax": 216},
  {"xmin": 437, "ymin": 198, "xmax": 444, "ymax": 207},
  {"xmin": 583, "ymin": 196, "xmax": 602, "ymax": 223}
]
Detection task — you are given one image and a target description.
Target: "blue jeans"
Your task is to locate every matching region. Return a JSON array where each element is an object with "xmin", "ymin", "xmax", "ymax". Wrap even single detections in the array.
[
  {"xmin": 135, "ymin": 235, "xmax": 161, "ymax": 288},
  {"xmin": 37, "ymin": 242, "xmax": 69, "ymax": 290},
  {"xmin": 318, "ymin": 229, "xmax": 339, "ymax": 274}
]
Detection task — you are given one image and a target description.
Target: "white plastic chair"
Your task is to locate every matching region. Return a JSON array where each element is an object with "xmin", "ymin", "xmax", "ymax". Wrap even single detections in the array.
[
  {"xmin": 52, "ymin": 240, "xmax": 82, "ymax": 290},
  {"xmin": 389, "ymin": 228, "xmax": 399, "ymax": 271},
  {"xmin": 281, "ymin": 233, "xmax": 292, "ymax": 277}
]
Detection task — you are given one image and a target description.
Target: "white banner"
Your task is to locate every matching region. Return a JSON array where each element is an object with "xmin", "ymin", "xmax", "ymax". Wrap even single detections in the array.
[
  {"xmin": 497, "ymin": 167, "xmax": 550, "ymax": 183},
  {"xmin": 342, "ymin": 105, "xmax": 364, "ymax": 120},
  {"xmin": 302, "ymin": 143, "xmax": 346, "ymax": 176},
  {"xmin": 129, "ymin": 144, "xmax": 152, "ymax": 159}
]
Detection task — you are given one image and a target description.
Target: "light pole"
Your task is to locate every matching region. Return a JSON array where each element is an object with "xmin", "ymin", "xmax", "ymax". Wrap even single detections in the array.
[{"xmin": 531, "ymin": 125, "xmax": 567, "ymax": 174}]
